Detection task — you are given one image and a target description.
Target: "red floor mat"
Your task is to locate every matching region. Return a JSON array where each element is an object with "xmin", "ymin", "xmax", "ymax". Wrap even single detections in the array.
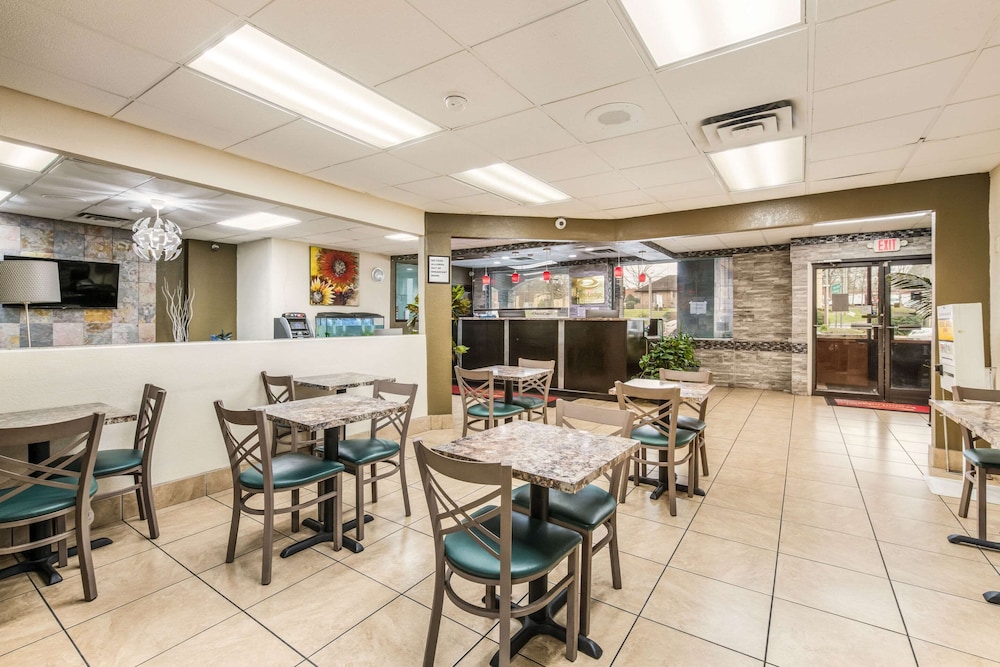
[{"xmin": 825, "ymin": 397, "xmax": 930, "ymax": 414}]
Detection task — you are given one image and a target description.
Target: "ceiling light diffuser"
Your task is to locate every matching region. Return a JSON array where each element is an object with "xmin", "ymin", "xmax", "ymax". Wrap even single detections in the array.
[
  {"xmin": 620, "ymin": 0, "xmax": 801, "ymax": 67},
  {"xmin": 708, "ymin": 136, "xmax": 804, "ymax": 192},
  {"xmin": 217, "ymin": 212, "xmax": 300, "ymax": 231},
  {"xmin": 451, "ymin": 163, "xmax": 569, "ymax": 205},
  {"xmin": 190, "ymin": 26, "xmax": 441, "ymax": 148},
  {"xmin": 385, "ymin": 233, "xmax": 418, "ymax": 241},
  {"xmin": 0, "ymin": 140, "xmax": 59, "ymax": 172}
]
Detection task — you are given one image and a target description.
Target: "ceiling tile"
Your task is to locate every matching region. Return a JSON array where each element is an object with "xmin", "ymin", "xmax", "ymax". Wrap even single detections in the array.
[
  {"xmin": 512, "ymin": 145, "xmax": 612, "ymax": 182},
  {"xmin": 253, "ymin": 0, "xmax": 460, "ymax": 86},
  {"xmin": 729, "ymin": 183, "xmax": 807, "ymax": 203},
  {"xmin": 367, "ymin": 185, "xmax": 440, "ymax": 210},
  {"xmin": 926, "ymin": 95, "xmax": 1000, "ymax": 140},
  {"xmin": 909, "ymin": 129, "xmax": 1000, "ymax": 165},
  {"xmin": 0, "ymin": 56, "xmax": 128, "ymax": 116},
  {"xmin": 952, "ymin": 46, "xmax": 1000, "ymax": 102},
  {"xmin": 663, "ymin": 193, "xmax": 733, "ymax": 213},
  {"xmin": 810, "ymin": 110, "xmax": 935, "ymax": 161},
  {"xmin": 376, "ymin": 51, "xmax": 532, "ymax": 129},
  {"xmin": 621, "ymin": 157, "xmax": 715, "ymax": 189},
  {"xmin": 406, "ymin": 0, "xmax": 580, "ymax": 46},
  {"xmin": 655, "ymin": 29, "xmax": 808, "ymax": 133},
  {"xmin": 0, "ymin": 0, "xmax": 174, "ymax": 98},
  {"xmin": 541, "ymin": 76, "xmax": 678, "ymax": 142},
  {"xmin": 114, "ymin": 101, "xmax": 242, "ymax": 150},
  {"xmin": 898, "ymin": 152, "xmax": 1000, "ymax": 181},
  {"xmin": 718, "ymin": 231, "xmax": 768, "ymax": 248},
  {"xmin": 226, "ymin": 120, "xmax": 377, "ymax": 173},
  {"xmin": 511, "ymin": 199, "xmax": 604, "ymax": 219},
  {"xmin": 177, "ymin": 225, "xmax": 247, "ymax": 241},
  {"xmin": 808, "ymin": 170, "xmax": 898, "ymax": 194},
  {"xmin": 444, "ymin": 192, "xmax": 516, "ymax": 213},
  {"xmin": 812, "ymin": 55, "xmax": 971, "ymax": 132},
  {"xmin": 646, "ymin": 178, "xmax": 726, "ymax": 203},
  {"xmin": 814, "ymin": 0, "xmax": 999, "ymax": 90},
  {"xmin": 29, "ymin": 0, "xmax": 240, "ymax": 62},
  {"xmin": 456, "ymin": 109, "xmax": 579, "ymax": 161},
  {"xmin": 815, "ymin": 0, "xmax": 890, "ymax": 23},
  {"xmin": 760, "ymin": 228, "xmax": 795, "ymax": 245},
  {"xmin": 211, "ymin": 0, "xmax": 271, "ymax": 15},
  {"xmin": 395, "ymin": 177, "xmax": 482, "ymax": 200},
  {"xmin": 808, "ymin": 146, "xmax": 911, "ymax": 181},
  {"xmin": 472, "ymin": 0, "xmax": 646, "ymax": 104},
  {"xmin": 46, "ymin": 159, "xmax": 154, "ymax": 192},
  {"xmin": 604, "ymin": 202, "xmax": 669, "ymax": 219},
  {"xmin": 589, "ymin": 125, "xmax": 699, "ymax": 170},
  {"xmin": 581, "ymin": 189, "xmax": 655, "ymax": 210},
  {"xmin": 390, "ymin": 133, "xmax": 500, "ymax": 175},
  {"xmin": 309, "ymin": 154, "xmax": 437, "ymax": 192},
  {"xmin": 553, "ymin": 172, "xmax": 636, "ymax": 198}
]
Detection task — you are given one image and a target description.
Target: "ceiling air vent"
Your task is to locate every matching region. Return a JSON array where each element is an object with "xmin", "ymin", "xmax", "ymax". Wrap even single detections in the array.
[
  {"xmin": 74, "ymin": 212, "xmax": 133, "ymax": 224},
  {"xmin": 584, "ymin": 247, "xmax": 618, "ymax": 255},
  {"xmin": 701, "ymin": 101, "xmax": 793, "ymax": 148}
]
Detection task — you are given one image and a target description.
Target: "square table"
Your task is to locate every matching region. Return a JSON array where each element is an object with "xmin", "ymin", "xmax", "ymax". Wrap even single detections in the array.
[
  {"xmin": 294, "ymin": 372, "xmax": 395, "ymax": 394},
  {"xmin": 434, "ymin": 420, "xmax": 638, "ymax": 663},
  {"xmin": 0, "ymin": 402, "xmax": 136, "ymax": 585},
  {"xmin": 259, "ymin": 394, "xmax": 406, "ymax": 554},
  {"xmin": 473, "ymin": 365, "xmax": 551, "ymax": 405}
]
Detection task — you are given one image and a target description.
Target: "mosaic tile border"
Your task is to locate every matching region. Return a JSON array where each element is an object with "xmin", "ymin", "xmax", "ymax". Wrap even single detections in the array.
[{"xmin": 694, "ymin": 338, "xmax": 806, "ymax": 354}]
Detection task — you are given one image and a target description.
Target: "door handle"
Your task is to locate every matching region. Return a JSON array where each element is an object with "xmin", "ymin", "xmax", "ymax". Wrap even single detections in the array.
[{"xmin": 850, "ymin": 324, "xmax": 882, "ymax": 329}]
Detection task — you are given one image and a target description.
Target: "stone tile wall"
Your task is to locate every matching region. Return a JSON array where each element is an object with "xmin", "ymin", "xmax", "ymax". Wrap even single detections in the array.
[{"xmin": 0, "ymin": 213, "xmax": 155, "ymax": 349}]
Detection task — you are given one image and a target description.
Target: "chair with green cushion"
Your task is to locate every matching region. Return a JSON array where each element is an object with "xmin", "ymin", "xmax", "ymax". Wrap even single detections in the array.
[
  {"xmin": 952, "ymin": 386, "xmax": 1000, "ymax": 540},
  {"xmin": 214, "ymin": 400, "xmax": 345, "ymax": 585},
  {"xmin": 511, "ymin": 399, "xmax": 633, "ymax": 636},
  {"xmin": 454, "ymin": 366, "xmax": 524, "ymax": 436},
  {"xmin": 0, "ymin": 413, "xmax": 104, "ymax": 601},
  {"xmin": 260, "ymin": 372, "xmax": 319, "ymax": 454},
  {"xmin": 512, "ymin": 358, "xmax": 555, "ymax": 423},
  {"xmin": 90, "ymin": 384, "xmax": 165, "ymax": 539},
  {"xmin": 615, "ymin": 381, "xmax": 699, "ymax": 516},
  {"xmin": 659, "ymin": 368, "xmax": 713, "ymax": 477},
  {"xmin": 332, "ymin": 380, "xmax": 416, "ymax": 541},
  {"xmin": 414, "ymin": 439, "xmax": 581, "ymax": 667}
]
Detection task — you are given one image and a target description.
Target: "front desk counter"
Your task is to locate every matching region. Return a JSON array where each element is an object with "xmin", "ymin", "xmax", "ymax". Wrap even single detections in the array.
[{"xmin": 457, "ymin": 317, "xmax": 643, "ymax": 397}]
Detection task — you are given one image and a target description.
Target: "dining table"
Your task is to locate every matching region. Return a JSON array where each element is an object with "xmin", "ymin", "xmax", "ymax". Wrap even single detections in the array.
[
  {"xmin": 293, "ymin": 372, "xmax": 395, "ymax": 394},
  {"xmin": 609, "ymin": 377, "xmax": 715, "ymax": 498},
  {"xmin": 258, "ymin": 393, "xmax": 407, "ymax": 554},
  {"xmin": 0, "ymin": 402, "xmax": 137, "ymax": 585},
  {"xmin": 473, "ymin": 365, "xmax": 550, "ymax": 405},
  {"xmin": 434, "ymin": 420, "xmax": 639, "ymax": 664}
]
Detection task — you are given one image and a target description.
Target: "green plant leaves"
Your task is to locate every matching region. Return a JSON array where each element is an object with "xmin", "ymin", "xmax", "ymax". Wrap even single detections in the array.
[{"xmin": 637, "ymin": 332, "xmax": 700, "ymax": 378}]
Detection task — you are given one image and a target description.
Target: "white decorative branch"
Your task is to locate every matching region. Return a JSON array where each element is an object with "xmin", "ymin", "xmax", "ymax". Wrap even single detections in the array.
[{"xmin": 162, "ymin": 281, "xmax": 194, "ymax": 342}]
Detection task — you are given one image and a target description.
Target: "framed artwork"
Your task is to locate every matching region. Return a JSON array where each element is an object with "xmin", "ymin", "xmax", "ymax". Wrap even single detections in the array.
[
  {"xmin": 571, "ymin": 275, "xmax": 606, "ymax": 304},
  {"xmin": 427, "ymin": 255, "xmax": 450, "ymax": 284},
  {"xmin": 310, "ymin": 246, "xmax": 359, "ymax": 306}
]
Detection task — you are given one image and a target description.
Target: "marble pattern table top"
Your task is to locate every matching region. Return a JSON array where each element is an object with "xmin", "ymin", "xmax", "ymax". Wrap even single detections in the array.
[
  {"xmin": 294, "ymin": 372, "xmax": 396, "ymax": 391},
  {"xmin": 258, "ymin": 394, "xmax": 405, "ymax": 430},
  {"xmin": 0, "ymin": 403, "xmax": 136, "ymax": 428},
  {"xmin": 474, "ymin": 365, "xmax": 551, "ymax": 381},
  {"xmin": 930, "ymin": 399, "xmax": 1000, "ymax": 445},
  {"xmin": 609, "ymin": 378, "xmax": 715, "ymax": 403},
  {"xmin": 434, "ymin": 420, "xmax": 639, "ymax": 494}
]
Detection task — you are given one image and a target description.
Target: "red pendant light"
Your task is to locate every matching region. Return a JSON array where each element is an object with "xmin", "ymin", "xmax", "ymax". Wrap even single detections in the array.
[
  {"xmin": 614, "ymin": 265, "xmax": 623, "ymax": 278},
  {"xmin": 638, "ymin": 272, "xmax": 647, "ymax": 284},
  {"xmin": 511, "ymin": 272, "xmax": 520, "ymax": 284},
  {"xmin": 482, "ymin": 273, "xmax": 491, "ymax": 286},
  {"xmin": 542, "ymin": 270, "xmax": 551, "ymax": 282}
]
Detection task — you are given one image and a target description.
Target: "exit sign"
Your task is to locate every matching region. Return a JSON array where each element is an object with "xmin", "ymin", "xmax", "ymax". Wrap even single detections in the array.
[{"xmin": 874, "ymin": 238, "xmax": 900, "ymax": 252}]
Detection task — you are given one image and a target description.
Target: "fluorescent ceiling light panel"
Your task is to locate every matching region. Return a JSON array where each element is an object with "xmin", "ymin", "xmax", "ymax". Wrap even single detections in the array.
[
  {"xmin": 815, "ymin": 212, "xmax": 928, "ymax": 227},
  {"xmin": 190, "ymin": 26, "xmax": 440, "ymax": 148},
  {"xmin": 451, "ymin": 163, "xmax": 570, "ymax": 205},
  {"xmin": 385, "ymin": 233, "xmax": 418, "ymax": 241},
  {"xmin": 708, "ymin": 136, "xmax": 804, "ymax": 191},
  {"xmin": 620, "ymin": 0, "xmax": 801, "ymax": 67},
  {"xmin": 218, "ymin": 212, "xmax": 300, "ymax": 231},
  {"xmin": 0, "ymin": 140, "xmax": 59, "ymax": 172}
]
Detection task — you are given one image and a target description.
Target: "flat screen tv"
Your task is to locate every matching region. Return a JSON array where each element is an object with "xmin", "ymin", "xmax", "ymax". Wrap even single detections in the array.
[{"xmin": 2, "ymin": 256, "xmax": 120, "ymax": 309}]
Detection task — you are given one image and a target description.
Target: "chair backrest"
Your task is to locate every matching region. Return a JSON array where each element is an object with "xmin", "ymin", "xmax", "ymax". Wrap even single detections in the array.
[
  {"xmin": 614, "ymin": 380, "xmax": 681, "ymax": 446},
  {"xmin": 455, "ymin": 366, "xmax": 497, "ymax": 421},
  {"xmin": 659, "ymin": 369, "xmax": 712, "ymax": 418},
  {"xmin": 517, "ymin": 358, "xmax": 555, "ymax": 396},
  {"xmin": 214, "ymin": 401, "xmax": 274, "ymax": 490},
  {"xmin": 414, "ymin": 439, "xmax": 512, "ymax": 580},
  {"xmin": 133, "ymin": 384, "xmax": 166, "ymax": 468},
  {"xmin": 0, "ymin": 413, "xmax": 104, "ymax": 512},
  {"xmin": 953, "ymin": 386, "xmax": 1000, "ymax": 402},
  {"xmin": 555, "ymin": 399, "xmax": 635, "ymax": 494},
  {"xmin": 260, "ymin": 372, "xmax": 296, "ymax": 405},
  {"xmin": 369, "ymin": 380, "xmax": 417, "ymax": 442}
]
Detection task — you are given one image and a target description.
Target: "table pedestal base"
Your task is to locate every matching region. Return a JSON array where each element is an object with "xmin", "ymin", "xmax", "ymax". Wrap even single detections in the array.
[
  {"xmin": 281, "ymin": 514, "xmax": 374, "ymax": 557},
  {"xmin": 489, "ymin": 589, "xmax": 601, "ymax": 667},
  {"xmin": 0, "ymin": 537, "xmax": 113, "ymax": 586},
  {"xmin": 947, "ymin": 534, "xmax": 1000, "ymax": 604},
  {"xmin": 631, "ymin": 474, "xmax": 706, "ymax": 500}
]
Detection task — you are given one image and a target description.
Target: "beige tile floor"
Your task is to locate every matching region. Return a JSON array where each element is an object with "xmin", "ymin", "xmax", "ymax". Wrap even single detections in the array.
[{"xmin": 4, "ymin": 389, "xmax": 1000, "ymax": 665}]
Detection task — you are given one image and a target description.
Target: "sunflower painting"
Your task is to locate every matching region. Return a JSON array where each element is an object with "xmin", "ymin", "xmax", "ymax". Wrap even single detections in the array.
[{"xmin": 310, "ymin": 246, "xmax": 359, "ymax": 306}]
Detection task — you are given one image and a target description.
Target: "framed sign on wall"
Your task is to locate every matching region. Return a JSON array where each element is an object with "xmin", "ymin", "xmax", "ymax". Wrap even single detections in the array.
[{"xmin": 428, "ymin": 255, "xmax": 450, "ymax": 284}]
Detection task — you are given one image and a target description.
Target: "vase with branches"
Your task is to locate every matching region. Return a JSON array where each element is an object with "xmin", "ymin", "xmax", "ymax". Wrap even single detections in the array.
[{"xmin": 162, "ymin": 281, "xmax": 195, "ymax": 342}]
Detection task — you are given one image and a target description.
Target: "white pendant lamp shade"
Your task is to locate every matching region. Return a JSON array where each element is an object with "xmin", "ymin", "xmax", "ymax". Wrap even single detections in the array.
[
  {"xmin": 132, "ymin": 200, "xmax": 182, "ymax": 261},
  {"xmin": 0, "ymin": 259, "xmax": 61, "ymax": 347}
]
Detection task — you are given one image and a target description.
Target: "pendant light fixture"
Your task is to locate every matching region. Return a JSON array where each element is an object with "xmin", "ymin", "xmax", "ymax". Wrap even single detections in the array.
[
  {"xmin": 614, "ymin": 247, "xmax": 623, "ymax": 278},
  {"xmin": 132, "ymin": 199, "xmax": 182, "ymax": 261},
  {"xmin": 638, "ymin": 271, "xmax": 648, "ymax": 284},
  {"xmin": 542, "ymin": 248, "xmax": 551, "ymax": 282},
  {"xmin": 482, "ymin": 268, "xmax": 490, "ymax": 288},
  {"xmin": 511, "ymin": 272, "xmax": 520, "ymax": 284}
]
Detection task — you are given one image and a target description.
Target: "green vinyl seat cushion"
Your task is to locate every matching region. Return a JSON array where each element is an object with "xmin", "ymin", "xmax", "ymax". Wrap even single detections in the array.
[
  {"xmin": 0, "ymin": 477, "xmax": 99, "ymax": 522},
  {"xmin": 676, "ymin": 415, "xmax": 706, "ymax": 432},
  {"xmin": 445, "ymin": 506, "xmax": 582, "ymax": 581},
  {"xmin": 467, "ymin": 402, "xmax": 524, "ymax": 419},
  {"xmin": 631, "ymin": 425, "xmax": 698, "ymax": 448},
  {"xmin": 511, "ymin": 395, "xmax": 545, "ymax": 410},
  {"xmin": 511, "ymin": 484, "xmax": 616, "ymax": 532},
  {"xmin": 336, "ymin": 438, "xmax": 401, "ymax": 466},
  {"xmin": 239, "ymin": 453, "xmax": 344, "ymax": 490},
  {"xmin": 92, "ymin": 449, "xmax": 144, "ymax": 476},
  {"xmin": 963, "ymin": 447, "xmax": 1000, "ymax": 468}
]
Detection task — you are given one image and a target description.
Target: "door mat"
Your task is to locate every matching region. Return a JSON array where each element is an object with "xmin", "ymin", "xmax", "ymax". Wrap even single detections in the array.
[{"xmin": 825, "ymin": 397, "xmax": 930, "ymax": 413}]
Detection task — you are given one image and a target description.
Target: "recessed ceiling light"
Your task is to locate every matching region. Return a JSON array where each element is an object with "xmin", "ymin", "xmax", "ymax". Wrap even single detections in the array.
[
  {"xmin": 708, "ymin": 136, "xmax": 804, "ymax": 191},
  {"xmin": 190, "ymin": 26, "xmax": 441, "ymax": 149},
  {"xmin": 218, "ymin": 212, "xmax": 300, "ymax": 231},
  {"xmin": 451, "ymin": 163, "xmax": 570, "ymax": 205},
  {"xmin": 0, "ymin": 140, "xmax": 59, "ymax": 172},
  {"xmin": 620, "ymin": 0, "xmax": 801, "ymax": 67},
  {"xmin": 385, "ymin": 233, "xmax": 418, "ymax": 241},
  {"xmin": 568, "ymin": 254, "xmax": 577, "ymax": 258}
]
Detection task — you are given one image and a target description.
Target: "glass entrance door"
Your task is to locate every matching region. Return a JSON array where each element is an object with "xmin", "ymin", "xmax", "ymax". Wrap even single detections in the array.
[{"xmin": 813, "ymin": 258, "xmax": 932, "ymax": 403}]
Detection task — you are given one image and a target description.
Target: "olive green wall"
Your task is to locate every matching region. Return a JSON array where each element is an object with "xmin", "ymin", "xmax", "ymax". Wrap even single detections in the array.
[{"xmin": 185, "ymin": 240, "xmax": 238, "ymax": 342}]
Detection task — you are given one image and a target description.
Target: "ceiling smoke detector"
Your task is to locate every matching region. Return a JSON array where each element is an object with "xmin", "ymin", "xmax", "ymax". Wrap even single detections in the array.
[
  {"xmin": 701, "ymin": 100, "xmax": 793, "ymax": 148},
  {"xmin": 443, "ymin": 94, "xmax": 468, "ymax": 112},
  {"xmin": 585, "ymin": 102, "xmax": 643, "ymax": 132}
]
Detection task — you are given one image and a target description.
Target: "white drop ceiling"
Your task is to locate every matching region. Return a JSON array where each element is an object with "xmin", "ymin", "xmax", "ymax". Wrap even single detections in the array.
[{"xmin": 0, "ymin": 0, "xmax": 997, "ymax": 256}]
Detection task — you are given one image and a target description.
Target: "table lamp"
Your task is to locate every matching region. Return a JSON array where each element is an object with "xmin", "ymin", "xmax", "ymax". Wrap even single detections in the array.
[{"xmin": 0, "ymin": 259, "xmax": 61, "ymax": 347}]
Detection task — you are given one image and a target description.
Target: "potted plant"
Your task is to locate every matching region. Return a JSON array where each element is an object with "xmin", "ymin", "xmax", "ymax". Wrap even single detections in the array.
[
  {"xmin": 638, "ymin": 332, "xmax": 700, "ymax": 378},
  {"xmin": 406, "ymin": 284, "xmax": 471, "ymax": 357}
]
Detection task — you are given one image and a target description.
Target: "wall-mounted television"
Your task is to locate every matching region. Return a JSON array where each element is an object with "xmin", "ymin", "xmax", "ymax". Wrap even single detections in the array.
[{"xmin": 2, "ymin": 256, "xmax": 120, "ymax": 309}]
